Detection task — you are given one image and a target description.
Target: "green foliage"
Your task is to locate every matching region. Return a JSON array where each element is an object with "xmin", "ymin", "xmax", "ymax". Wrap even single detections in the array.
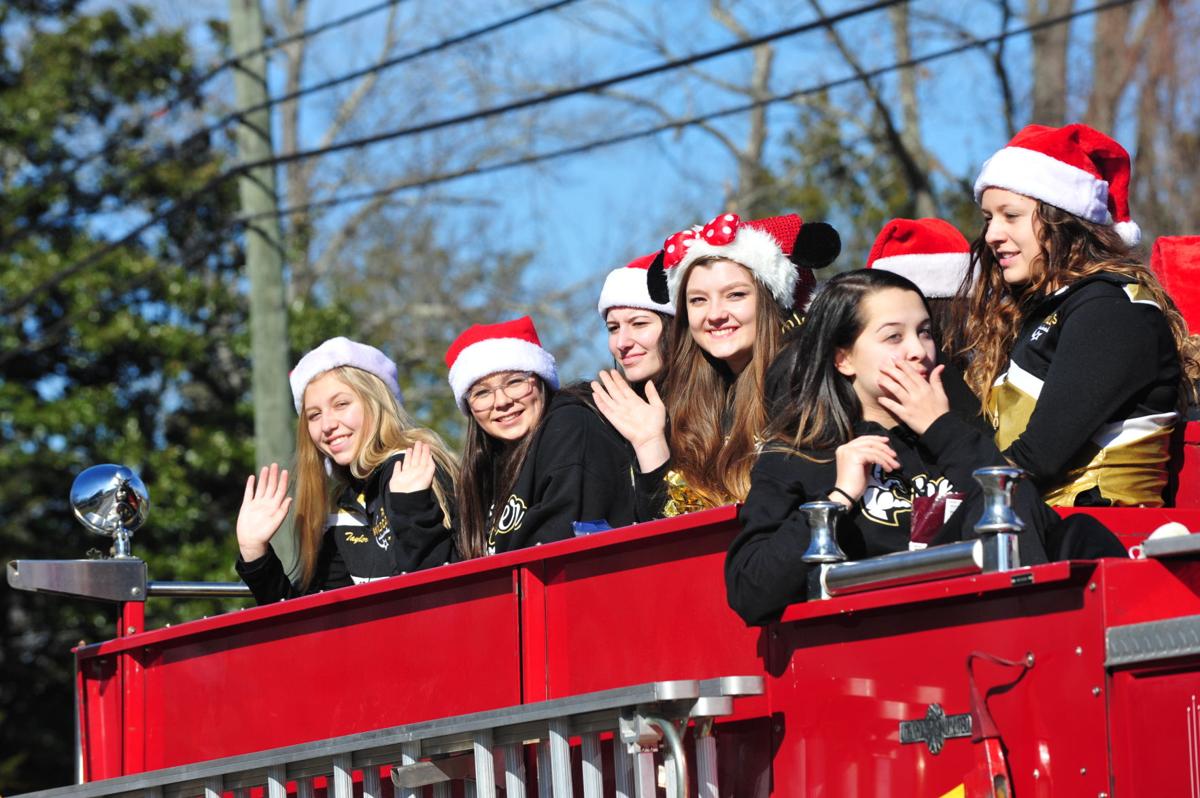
[{"xmin": 0, "ymin": 6, "xmax": 254, "ymax": 792}]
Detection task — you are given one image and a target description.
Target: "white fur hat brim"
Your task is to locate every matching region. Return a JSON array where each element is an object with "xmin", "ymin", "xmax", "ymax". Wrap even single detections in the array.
[
  {"xmin": 870, "ymin": 252, "xmax": 972, "ymax": 298},
  {"xmin": 290, "ymin": 337, "xmax": 402, "ymax": 413},
  {"xmin": 667, "ymin": 225, "xmax": 797, "ymax": 309},
  {"xmin": 448, "ymin": 337, "xmax": 559, "ymax": 413},
  {"xmin": 598, "ymin": 266, "xmax": 675, "ymax": 317}
]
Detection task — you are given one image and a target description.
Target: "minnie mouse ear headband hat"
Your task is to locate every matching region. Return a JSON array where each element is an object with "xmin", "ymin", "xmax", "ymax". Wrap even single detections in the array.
[
  {"xmin": 866, "ymin": 218, "xmax": 970, "ymax": 298},
  {"xmin": 646, "ymin": 212, "xmax": 840, "ymax": 310},
  {"xmin": 974, "ymin": 123, "xmax": 1141, "ymax": 246},
  {"xmin": 445, "ymin": 315, "xmax": 559, "ymax": 413},
  {"xmin": 597, "ymin": 252, "xmax": 675, "ymax": 318},
  {"xmin": 290, "ymin": 337, "xmax": 403, "ymax": 413}
]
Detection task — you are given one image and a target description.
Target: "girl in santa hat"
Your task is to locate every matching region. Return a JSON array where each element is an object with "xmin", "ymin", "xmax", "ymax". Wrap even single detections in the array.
[
  {"xmin": 446, "ymin": 315, "xmax": 638, "ymax": 558},
  {"xmin": 590, "ymin": 252, "xmax": 675, "ymax": 511},
  {"xmin": 631, "ymin": 212, "xmax": 839, "ymax": 515},
  {"xmin": 235, "ymin": 338, "xmax": 459, "ymax": 604},
  {"xmin": 725, "ymin": 269, "xmax": 1124, "ymax": 626},
  {"xmin": 952, "ymin": 123, "xmax": 1198, "ymax": 507}
]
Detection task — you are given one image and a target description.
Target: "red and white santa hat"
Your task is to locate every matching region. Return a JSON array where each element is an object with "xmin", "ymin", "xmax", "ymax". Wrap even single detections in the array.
[
  {"xmin": 974, "ymin": 123, "xmax": 1141, "ymax": 246},
  {"xmin": 866, "ymin": 218, "xmax": 971, "ymax": 298},
  {"xmin": 445, "ymin": 315, "xmax": 559, "ymax": 413},
  {"xmin": 290, "ymin": 337, "xmax": 403, "ymax": 413},
  {"xmin": 662, "ymin": 213, "xmax": 811, "ymax": 310},
  {"xmin": 597, "ymin": 252, "xmax": 675, "ymax": 318}
]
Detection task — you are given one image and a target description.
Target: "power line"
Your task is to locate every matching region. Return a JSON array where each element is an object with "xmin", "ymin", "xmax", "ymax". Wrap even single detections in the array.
[
  {"xmin": 77, "ymin": 0, "xmax": 407, "ymax": 165},
  {"xmin": 3, "ymin": 0, "xmax": 1138, "ymax": 317},
  {"xmin": 244, "ymin": 0, "xmax": 1140, "ymax": 222},
  {"xmin": 222, "ymin": 0, "xmax": 583, "ymax": 126},
  {"xmin": 4, "ymin": 0, "xmax": 904, "ymax": 306},
  {"xmin": 244, "ymin": 0, "xmax": 911, "ymax": 172},
  {"xmin": 2, "ymin": 0, "xmax": 580, "ymax": 252},
  {"xmin": 6, "ymin": 0, "xmax": 408, "ymax": 233}
]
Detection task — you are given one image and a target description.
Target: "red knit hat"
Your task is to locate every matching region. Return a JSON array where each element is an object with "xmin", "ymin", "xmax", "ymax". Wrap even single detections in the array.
[
  {"xmin": 1150, "ymin": 236, "xmax": 1200, "ymax": 332},
  {"xmin": 866, "ymin": 218, "xmax": 971, "ymax": 298},
  {"xmin": 657, "ymin": 213, "xmax": 837, "ymax": 310},
  {"xmin": 597, "ymin": 252, "xmax": 675, "ymax": 318},
  {"xmin": 445, "ymin": 316, "xmax": 559, "ymax": 413},
  {"xmin": 974, "ymin": 123, "xmax": 1141, "ymax": 245}
]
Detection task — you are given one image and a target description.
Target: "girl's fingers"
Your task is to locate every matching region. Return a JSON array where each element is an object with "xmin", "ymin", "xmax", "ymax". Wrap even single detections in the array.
[
  {"xmin": 644, "ymin": 379, "xmax": 663, "ymax": 407},
  {"xmin": 243, "ymin": 474, "xmax": 256, "ymax": 504},
  {"xmin": 591, "ymin": 386, "xmax": 613, "ymax": 413},
  {"xmin": 267, "ymin": 462, "xmax": 282, "ymax": 497},
  {"xmin": 929, "ymin": 364, "xmax": 947, "ymax": 394},
  {"xmin": 256, "ymin": 466, "xmax": 270, "ymax": 499},
  {"xmin": 597, "ymin": 369, "xmax": 621, "ymax": 397}
]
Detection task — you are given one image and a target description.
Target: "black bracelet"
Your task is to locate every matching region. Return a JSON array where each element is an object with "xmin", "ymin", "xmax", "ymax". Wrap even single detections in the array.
[{"xmin": 827, "ymin": 486, "xmax": 855, "ymax": 505}]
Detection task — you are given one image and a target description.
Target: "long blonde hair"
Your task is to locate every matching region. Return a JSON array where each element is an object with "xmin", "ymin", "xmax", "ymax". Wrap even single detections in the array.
[
  {"xmin": 950, "ymin": 201, "xmax": 1200, "ymax": 409},
  {"xmin": 662, "ymin": 258, "xmax": 784, "ymax": 506},
  {"xmin": 292, "ymin": 366, "xmax": 459, "ymax": 590}
]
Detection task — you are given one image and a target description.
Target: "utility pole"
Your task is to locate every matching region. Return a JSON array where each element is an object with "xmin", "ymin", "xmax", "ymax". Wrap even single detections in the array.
[{"xmin": 228, "ymin": 0, "xmax": 297, "ymax": 575}]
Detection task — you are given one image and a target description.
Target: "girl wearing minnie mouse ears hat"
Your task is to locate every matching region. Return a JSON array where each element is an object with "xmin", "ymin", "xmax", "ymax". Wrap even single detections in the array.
[
  {"xmin": 235, "ymin": 337, "xmax": 459, "ymax": 604},
  {"xmin": 953, "ymin": 123, "xmax": 1199, "ymax": 507},
  {"xmin": 446, "ymin": 316, "xmax": 638, "ymax": 558},
  {"xmin": 627, "ymin": 212, "xmax": 840, "ymax": 515}
]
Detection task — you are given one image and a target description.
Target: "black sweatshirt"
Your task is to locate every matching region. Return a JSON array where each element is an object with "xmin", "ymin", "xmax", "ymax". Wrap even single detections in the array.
[
  {"xmin": 991, "ymin": 272, "xmax": 1180, "ymax": 506},
  {"xmin": 487, "ymin": 392, "xmax": 639, "ymax": 554},
  {"xmin": 236, "ymin": 453, "xmax": 456, "ymax": 604},
  {"xmin": 725, "ymin": 413, "xmax": 1053, "ymax": 625}
]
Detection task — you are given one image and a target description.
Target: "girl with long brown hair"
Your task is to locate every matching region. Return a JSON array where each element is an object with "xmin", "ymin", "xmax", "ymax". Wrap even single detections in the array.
[
  {"xmin": 235, "ymin": 338, "xmax": 458, "ymax": 604},
  {"xmin": 626, "ymin": 213, "xmax": 839, "ymax": 515},
  {"xmin": 591, "ymin": 252, "xmax": 675, "ymax": 519},
  {"xmin": 725, "ymin": 270, "xmax": 1117, "ymax": 626},
  {"xmin": 952, "ymin": 123, "xmax": 1198, "ymax": 507}
]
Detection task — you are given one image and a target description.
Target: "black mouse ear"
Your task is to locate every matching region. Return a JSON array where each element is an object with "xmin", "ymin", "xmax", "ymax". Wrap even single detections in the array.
[
  {"xmin": 791, "ymin": 222, "xmax": 841, "ymax": 270},
  {"xmin": 646, "ymin": 251, "xmax": 670, "ymax": 305}
]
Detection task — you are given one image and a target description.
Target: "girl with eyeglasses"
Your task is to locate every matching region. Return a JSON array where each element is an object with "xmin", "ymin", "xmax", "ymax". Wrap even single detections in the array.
[
  {"xmin": 446, "ymin": 316, "xmax": 638, "ymax": 558},
  {"xmin": 235, "ymin": 338, "xmax": 458, "ymax": 604}
]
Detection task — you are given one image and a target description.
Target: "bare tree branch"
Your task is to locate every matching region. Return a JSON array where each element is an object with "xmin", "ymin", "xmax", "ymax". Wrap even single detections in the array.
[{"xmin": 805, "ymin": 0, "xmax": 936, "ymax": 216}]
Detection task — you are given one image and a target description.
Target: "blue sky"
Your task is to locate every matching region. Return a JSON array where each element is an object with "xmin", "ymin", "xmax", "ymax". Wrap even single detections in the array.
[{"xmin": 92, "ymin": 0, "xmax": 1118, "ymax": 376}]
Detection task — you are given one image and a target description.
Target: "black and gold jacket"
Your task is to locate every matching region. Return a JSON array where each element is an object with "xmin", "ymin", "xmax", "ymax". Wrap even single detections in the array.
[
  {"xmin": 726, "ymin": 415, "xmax": 1054, "ymax": 625},
  {"xmin": 487, "ymin": 392, "xmax": 638, "ymax": 554},
  {"xmin": 989, "ymin": 272, "xmax": 1180, "ymax": 507},
  {"xmin": 236, "ymin": 453, "xmax": 456, "ymax": 604}
]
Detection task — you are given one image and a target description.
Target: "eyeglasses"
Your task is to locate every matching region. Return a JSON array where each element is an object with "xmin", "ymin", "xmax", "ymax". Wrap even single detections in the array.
[{"xmin": 467, "ymin": 373, "xmax": 537, "ymax": 411}]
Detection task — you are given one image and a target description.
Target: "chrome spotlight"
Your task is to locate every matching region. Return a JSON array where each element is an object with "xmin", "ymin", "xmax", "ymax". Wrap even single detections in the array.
[{"xmin": 70, "ymin": 464, "xmax": 150, "ymax": 558}]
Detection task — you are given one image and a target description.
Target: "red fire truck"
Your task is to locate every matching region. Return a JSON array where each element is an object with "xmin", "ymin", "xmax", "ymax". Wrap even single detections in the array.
[{"xmin": 7, "ymin": 239, "xmax": 1200, "ymax": 798}]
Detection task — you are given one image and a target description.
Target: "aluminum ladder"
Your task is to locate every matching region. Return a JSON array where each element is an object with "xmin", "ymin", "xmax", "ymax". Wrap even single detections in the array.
[{"xmin": 15, "ymin": 676, "xmax": 763, "ymax": 798}]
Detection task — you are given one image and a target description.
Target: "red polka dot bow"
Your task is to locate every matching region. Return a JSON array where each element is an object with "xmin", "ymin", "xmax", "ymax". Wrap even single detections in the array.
[{"xmin": 661, "ymin": 213, "xmax": 743, "ymax": 269}]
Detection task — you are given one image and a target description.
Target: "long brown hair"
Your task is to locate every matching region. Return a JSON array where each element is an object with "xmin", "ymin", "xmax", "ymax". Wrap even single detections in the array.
[
  {"xmin": 950, "ymin": 201, "xmax": 1200, "ymax": 409},
  {"xmin": 662, "ymin": 258, "xmax": 784, "ymax": 506},
  {"xmin": 292, "ymin": 366, "xmax": 459, "ymax": 590},
  {"xmin": 455, "ymin": 378, "xmax": 554, "ymax": 560}
]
